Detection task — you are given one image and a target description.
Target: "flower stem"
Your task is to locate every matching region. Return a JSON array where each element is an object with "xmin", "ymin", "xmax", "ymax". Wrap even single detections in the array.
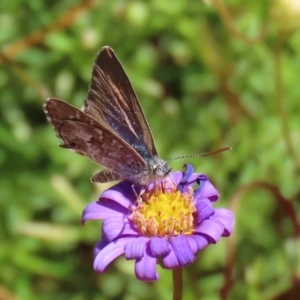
[
  {"xmin": 274, "ymin": 35, "xmax": 300, "ymax": 175},
  {"xmin": 172, "ymin": 268, "xmax": 183, "ymax": 300}
]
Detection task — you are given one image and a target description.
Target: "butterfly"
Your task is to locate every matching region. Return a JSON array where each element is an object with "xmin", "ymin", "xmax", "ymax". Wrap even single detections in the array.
[{"xmin": 43, "ymin": 46, "xmax": 171, "ymax": 185}]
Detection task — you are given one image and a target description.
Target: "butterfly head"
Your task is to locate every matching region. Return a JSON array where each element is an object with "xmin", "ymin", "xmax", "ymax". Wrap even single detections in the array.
[{"xmin": 142, "ymin": 156, "xmax": 172, "ymax": 184}]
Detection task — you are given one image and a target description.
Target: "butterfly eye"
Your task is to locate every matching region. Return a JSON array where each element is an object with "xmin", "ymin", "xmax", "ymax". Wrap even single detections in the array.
[{"xmin": 152, "ymin": 160, "xmax": 171, "ymax": 177}]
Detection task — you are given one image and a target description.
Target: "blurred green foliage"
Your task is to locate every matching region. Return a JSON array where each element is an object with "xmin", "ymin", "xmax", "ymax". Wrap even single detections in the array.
[{"xmin": 1, "ymin": 0, "xmax": 300, "ymax": 299}]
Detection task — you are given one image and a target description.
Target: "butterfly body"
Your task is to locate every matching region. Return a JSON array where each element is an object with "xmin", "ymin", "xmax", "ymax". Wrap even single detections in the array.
[{"xmin": 44, "ymin": 46, "xmax": 171, "ymax": 185}]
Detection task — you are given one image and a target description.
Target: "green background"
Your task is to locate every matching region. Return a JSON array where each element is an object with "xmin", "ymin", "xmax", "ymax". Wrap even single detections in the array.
[{"xmin": 1, "ymin": 0, "xmax": 300, "ymax": 299}]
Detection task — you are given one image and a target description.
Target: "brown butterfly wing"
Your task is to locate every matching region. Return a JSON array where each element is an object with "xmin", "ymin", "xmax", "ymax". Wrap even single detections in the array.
[
  {"xmin": 82, "ymin": 46, "xmax": 158, "ymax": 158},
  {"xmin": 44, "ymin": 98, "xmax": 146, "ymax": 179}
]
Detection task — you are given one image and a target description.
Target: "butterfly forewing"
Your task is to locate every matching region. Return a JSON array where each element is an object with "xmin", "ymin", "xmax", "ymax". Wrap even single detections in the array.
[
  {"xmin": 44, "ymin": 98, "xmax": 146, "ymax": 180},
  {"xmin": 82, "ymin": 46, "xmax": 157, "ymax": 158}
]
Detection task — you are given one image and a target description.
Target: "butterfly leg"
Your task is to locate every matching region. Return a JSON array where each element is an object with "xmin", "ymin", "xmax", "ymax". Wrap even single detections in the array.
[{"xmin": 130, "ymin": 184, "xmax": 145, "ymax": 206}]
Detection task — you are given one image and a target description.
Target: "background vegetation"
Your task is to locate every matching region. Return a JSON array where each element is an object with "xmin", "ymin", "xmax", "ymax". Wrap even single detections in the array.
[{"xmin": 1, "ymin": 0, "xmax": 300, "ymax": 299}]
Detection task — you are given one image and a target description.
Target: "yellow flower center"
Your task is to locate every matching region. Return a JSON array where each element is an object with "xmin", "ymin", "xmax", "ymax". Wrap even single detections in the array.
[{"xmin": 129, "ymin": 184, "xmax": 196, "ymax": 237}]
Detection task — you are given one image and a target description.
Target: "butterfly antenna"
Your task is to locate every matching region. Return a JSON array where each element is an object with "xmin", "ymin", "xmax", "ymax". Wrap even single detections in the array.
[{"xmin": 167, "ymin": 147, "xmax": 232, "ymax": 161}]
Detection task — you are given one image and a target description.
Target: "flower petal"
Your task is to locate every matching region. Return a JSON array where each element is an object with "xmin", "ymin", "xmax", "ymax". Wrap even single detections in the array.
[
  {"xmin": 194, "ymin": 179, "xmax": 219, "ymax": 202},
  {"xmin": 135, "ymin": 246, "xmax": 158, "ymax": 281},
  {"xmin": 186, "ymin": 173, "xmax": 207, "ymax": 187},
  {"xmin": 150, "ymin": 172, "xmax": 183, "ymax": 193},
  {"xmin": 162, "ymin": 247, "xmax": 180, "ymax": 269},
  {"xmin": 93, "ymin": 239, "xmax": 109, "ymax": 257},
  {"xmin": 194, "ymin": 199, "xmax": 214, "ymax": 224},
  {"xmin": 81, "ymin": 200, "xmax": 128, "ymax": 223},
  {"xmin": 101, "ymin": 181, "xmax": 136, "ymax": 208},
  {"xmin": 191, "ymin": 234, "xmax": 209, "ymax": 250},
  {"xmin": 194, "ymin": 219, "xmax": 225, "ymax": 243},
  {"xmin": 169, "ymin": 171, "xmax": 183, "ymax": 186},
  {"xmin": 170, "ymin": 235, "xmax": 196, "ymax": 266},
  {"xmin": 210, "ymin": 208, "xmax": 234, "ymax": 236},
  {"xmin": 103, "ymin": 216, "xmax": 139, "ymax": 241},
  {"xmin": 124, "ymin": 237, "xmax": 149, "ymax": 259},
  {"xmin": 93, "ymin": 237, "xmax": 136, "ymax": 272},
  {"xmin": 186, "ymin": 236, "xmax": 198, "ymax": 253},
  {"xmin": 149, "ymin": 237, "xmax": 171, "ymax": 256},
  {"xmin": 177, "ymin": 164, "xmax": 194, "ymax": 192}
]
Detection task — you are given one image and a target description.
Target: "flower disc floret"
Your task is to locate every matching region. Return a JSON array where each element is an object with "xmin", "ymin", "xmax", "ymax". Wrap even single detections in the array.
[{"xmin": 130, "ymin": 185, "xmax": 196, "ymax": 237}]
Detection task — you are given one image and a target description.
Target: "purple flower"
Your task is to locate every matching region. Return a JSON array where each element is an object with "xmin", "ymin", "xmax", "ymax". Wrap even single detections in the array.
[{"xmin": 82, "ymin": 164, "xmax": 234, "ymax": 281}]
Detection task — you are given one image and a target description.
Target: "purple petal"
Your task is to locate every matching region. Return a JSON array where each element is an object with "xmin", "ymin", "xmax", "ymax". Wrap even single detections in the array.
[
  {"xmin": 81, "ymin": 200, "xmax": 128, "ymax": 223},
  {"xmin": 102, "ymin": 216, "xmax": 139, "ymax": 241},
  {"xmin": 194, "ymin": 219, "xmax": 225, "ymax": 243},
  {"xmin": 93, "ymin": 237, "xmax": 136, "ymax": 272},
  {"xmin": 186, "ymin": 236, "xmax": 198, "ymax": 253},
  {"xmin": 210, "ymin": 209, "xmax": 234, "ymax": 236},
  {"xmin": 194, "ymin": 180, "xmax": 219, "ymax": 202},
  {"xmin": 186, "ymin": 173, "xmax": 206, "ymax": 186},
  {"xmin": 170, "ymin": 171, "xmax": 183, "ymax": 185},
  {"xmin": 149, "ymin": 237, "xmax": 171, "ymax": 256},
  {"xmin": 194, "ymin": 199, "xmax": 214, "ymax": 224},
  {"xmin": 177, "ymin": 164, "xmax": 194, "ymax": 192},
  {"xmin": 93, "ymin": 239, "xmax": 109, "ymax": 257},
  {"xmin": 162, "ymin": 247, "xmax": 180, "ymax": 269},
  {"xmin": 191, "ymin": 235, "xmax": 209, "ymax": 250},
  {"xmin": 154, "ymin": 172, "xmax": 183, "ymax": 193},
  {"xmin": 124, "ymin": 237, "xmax": 149, "ymax": 259},
  {"xmin": 101, "ymin": 181, "xmax": 136, "ymax": 208},
  {"xmin": 170, "ymin": 235, "xmax": 196, "ymax": 266},
  {"xmin": 135, "ymin": 246, "xmax": 158, "ymax": 281},
  {"xmin": 193, "ymin": 175, "xmax": 207, "ymax": 196}
]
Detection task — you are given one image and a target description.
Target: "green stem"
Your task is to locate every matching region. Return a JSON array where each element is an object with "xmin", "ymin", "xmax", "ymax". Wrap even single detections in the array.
[
  {"xmin": 274, "ymin": 35, "xmax": 300, "ymax": 175},
  {"xmin": 172, "ymin": 268, "xmax": 183, "ymax": 300}
]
